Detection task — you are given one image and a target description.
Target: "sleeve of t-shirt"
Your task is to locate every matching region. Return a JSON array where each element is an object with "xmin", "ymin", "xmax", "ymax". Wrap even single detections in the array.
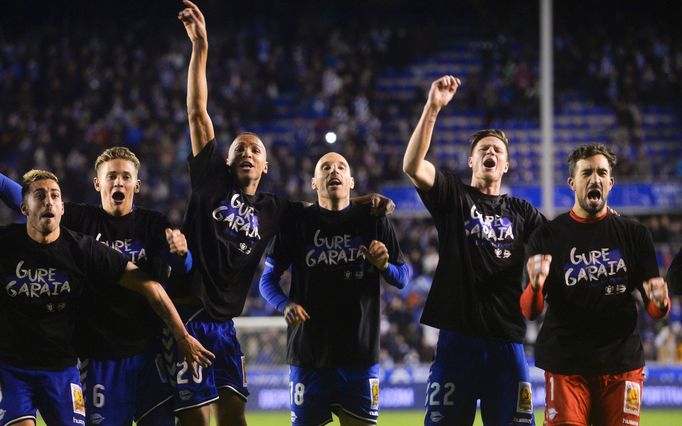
[
  {"xmin": 416, "ymin": 169, "xmax": 461, "ymax": 215},
  {"xmin": 378, "ymin": 216, "xmax": 406, "ymax": 266},
  {"xmin": 187, "ymin": 139, "xmax": 228, "ymax": 189},
  {"xmin": 632, "ymin": 223, "xmax": 661, "ymax": 292},
  {"xmin": 522, "ymin": 201, "xmax": 548, "ymax": 243},
  {"xmin": 667, "ymin": 247, "xmax": 682, "ymax": 295},
  {"xmin": 83, "ymin": 234, "xmax": 129, "ymax": 285}
]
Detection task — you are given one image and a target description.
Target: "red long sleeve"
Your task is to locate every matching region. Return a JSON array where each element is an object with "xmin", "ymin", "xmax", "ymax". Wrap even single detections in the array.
[{"xmin": 520, "ymin": 283, "xmax": 544, "ymax": 320}]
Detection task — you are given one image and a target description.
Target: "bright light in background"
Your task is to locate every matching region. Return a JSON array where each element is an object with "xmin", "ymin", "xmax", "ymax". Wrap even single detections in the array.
[{"xmin": 324, "ymin": 131, "xmax": 337, "ymax": 144}]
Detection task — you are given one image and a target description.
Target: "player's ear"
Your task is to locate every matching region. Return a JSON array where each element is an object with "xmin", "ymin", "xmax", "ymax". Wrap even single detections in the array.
[
  {"xmin": 93, "ymin": 176, "xmax": 101, "ymax": 192},
  {"xmin": 468, "ymin": 156, "xmax": 473, "ymax": 168},
  {"xmin": 134, "ymin": 179, "xmax": 141, "ymax": 194},
  {"xmin": 349, "ymin": 177, "xmax": 355, "ymax": 190},
  {"xmin": 263, "ymin": 161, "xmax": 269, "ymax": 175},
  {"xmin": 503, "ymin": 161, "xmax": 509, "ymax": 174},
  {"xmin": 567, "ymin": 176, "xmax": 576, "ymax": 191},
  {"xmin": 311, "ymin": 177, "xmax": 317, "ymax": 191},
  {"xmin": 20, "ymin": 201, "xmax": 28, "ymax": 216}
]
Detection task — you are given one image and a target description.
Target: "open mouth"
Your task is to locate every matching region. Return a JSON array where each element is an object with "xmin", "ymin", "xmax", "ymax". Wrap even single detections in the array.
[
  {"xmin": 239, "ymin": 161, "xmax": 254, "ymax": 170},
  {"xmin": 483, "ymin": 158, "xmax": 496, "ymax": 168},
  {"xmin": 327, "ymin": 178, "xmax": 342, "ymax": 189},
  {"xmin": 41, "ymin": 212, "xmax": 55, "ymax": 219},
  {"xmin": 112, "ymin": 191, "xmax": 125, "ymax": 202},
  {"xmin": 587, "ymin": 188, "xmax": 602, "ymax": 202}
]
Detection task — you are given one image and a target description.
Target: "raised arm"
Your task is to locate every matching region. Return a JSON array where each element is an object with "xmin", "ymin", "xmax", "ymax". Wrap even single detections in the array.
[
  {"xmin": 119, "ymin": 262, "xmax": 214, "ymax": 374},
  {"xmin": 178, "ymin": 0, "xmax": 215, "ymax": 156},
  {"xmin": 402, "ymin": 75, "xmax": 461, "ymax": 191}
]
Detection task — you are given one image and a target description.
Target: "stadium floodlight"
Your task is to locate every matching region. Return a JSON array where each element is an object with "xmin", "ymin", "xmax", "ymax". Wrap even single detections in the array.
[{"xmin": 324, "ymin": 131, "xmax": 337, "ymax": 144}]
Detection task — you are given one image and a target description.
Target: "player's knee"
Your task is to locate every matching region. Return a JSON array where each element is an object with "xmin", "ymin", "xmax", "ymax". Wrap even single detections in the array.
[
  {"xmin": 216, "ymin": 390, "xmax": 247, "ymax": 426},
  {"xmin": 176, "ymin": 405, "xmax": 211, "ymax": 426}
]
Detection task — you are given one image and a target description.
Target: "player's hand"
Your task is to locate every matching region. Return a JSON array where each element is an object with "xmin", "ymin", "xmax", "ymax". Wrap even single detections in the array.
[
  {"xmin": 527, "ymin": 254, "xmax": 552, "ymax": 291},
  {"xmin": 427, "ymin": 75, "xmax": 461, "ymax": 110},
  {"xmin": 643, "ymin": 277, "xmax": 669, "ymax": 310},
  {"xmin": 165, "ymin": 228, "xmax": 188, "ymax": 257},
  {"xmin": 369, "ymin": 193, "xmax": 395, "ymax": 217},
  {"xmin": 361, "ymin": 240, "xmax": 389, "ymax": 271},
  {"xmin": 284, "ymin": 303, "xmax": 310, "ymax": 326},
  {"xmin": 177, "ymin": 333, "xmax": 215, "ymax": 376},
  {"xmin": 178, "ymin": 0, "xmax": 207, "ymax": 44}
]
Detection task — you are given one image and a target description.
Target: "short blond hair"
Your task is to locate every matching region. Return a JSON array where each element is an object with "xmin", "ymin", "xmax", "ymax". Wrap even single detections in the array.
[
  {"xmin": 22, "ymin": 169, "xmax": 59, "ymax": 199},
  {"xmin": 94, "ymin": 147, "xmax": 141, "ymax": 174}
]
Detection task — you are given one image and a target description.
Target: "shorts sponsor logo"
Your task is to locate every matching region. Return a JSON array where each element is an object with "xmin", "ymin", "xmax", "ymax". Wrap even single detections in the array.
[
  {"xmin": 623, "ymin": 419, "xmax": 639, "ymax": 425},
  {"xmin": 89, "ymin": 413, "xmax": 105, "ymax": 425},
  {"xmin": 73, "ymin": 418, "xmax": 85, "ymax": 425},
  {"xmin": 430, "ymin": 411, "xmax": 444, "ymax": 423},
  {"xmin": 179, "ymin": 390, "xmax": 194, "ymax": 401},
  {"xmin": 290, "ymin": 411, "xmax": 297, "ymax": 422},
  {"xmin": 241, "ymin": 355, "xmax": 248, "ymax": 387},
  {"xmin": 369, "ymin": 378, "xmax": 380, "ymax": 410},
  {"xmin": 516, "ymin": 381, "xmax": 533, "ymax": 414},
  {"xmin": 547, "ymin": 408, "xmax": 558, "ymax": 420},
  {"xmin": 513, "ymin": 417, "xmax": 532, "ymax": 424},
  {"xmin": 71, "ymin": 383, "xmax": 85, "ymax": 415},
  {"xmin": 623, "ymin": 381, "xmax": 641, "ymax": 416}
]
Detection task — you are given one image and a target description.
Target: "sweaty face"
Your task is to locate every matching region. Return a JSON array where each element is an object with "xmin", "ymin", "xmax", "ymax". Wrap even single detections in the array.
[
  {"xmin": 312, "ymin": 152, "xmax": 354, "ymax": 202},
  {"xmin": 22, "ymin": 179, "xmax": 64, "ymax": 237},
  {"xmin": 469, "ymin": 136, "xmax": 509, "ymax": 183},
  {"xmin": 94, "ymin": 159, "xmax": 140, "ymax": 216},
  {"xmin": 227, "ymin": 135, "xmax": 269, "ymax": 185},
  {"xmin": 569, "ymin": 155, "xmax": 614, "ymax": 216}
]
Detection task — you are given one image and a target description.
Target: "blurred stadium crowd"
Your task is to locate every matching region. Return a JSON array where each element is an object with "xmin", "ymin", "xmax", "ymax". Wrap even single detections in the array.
[{"xmin": 1, "ymin": 0, "xmax": 680, "ymax": 365}]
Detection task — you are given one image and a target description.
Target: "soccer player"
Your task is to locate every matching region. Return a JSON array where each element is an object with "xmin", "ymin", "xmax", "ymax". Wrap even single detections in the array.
[
  {"xmin": 173, "ymin": 3, "xmax": 392, "ymax": 424},
  {"xmin": 0, "ymin": 147, "xmax": 191, "ymax": 426},
  {"xmin": 258, "ymin": 152, "xmax": 409, "ymax": 426},
  {"xmin": 402, "ymin": 75, "xmax": 546, "ymax": 426},
  {"xmin": 521, "ymin": 144, "xmax": 670, "ymax": 426},
  {"xmin": 0, "ymin": 170, "xmax": 213, "ymax": 426},
  {"xmin": 668, "ymin": 247, "xmax": 681, "ymax": 295}
]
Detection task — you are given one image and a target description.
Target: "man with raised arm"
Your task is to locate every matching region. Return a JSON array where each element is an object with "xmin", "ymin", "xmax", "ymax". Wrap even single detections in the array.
[
  {"xmin": 402, "ymin": 75, "xmax": 545, "ymax": 426},
  {"xmin": 174, "ymin": 3, "xmax": 392, "ymax": 423},
  {"xmin": 259, "ymin": 152, "xmax": 409, "ymax": 426},
  {"xmin": 0, "ymin": 170, "xmax": 213, "ymax": 426},
  {"xmin": 0, "ymin": 147, "xmax": 192, "ymax": 426},
  {"xmin": 522, "ymin": 144, "xmax": 669, "ymax": 426}
]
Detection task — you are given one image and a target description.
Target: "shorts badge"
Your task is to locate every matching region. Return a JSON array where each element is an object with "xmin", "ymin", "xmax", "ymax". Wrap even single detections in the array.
[
  {"xmin": 516, "ymin": 381, "xmax": 533, "ymax": 414},
  {"xmin": 623, "ymin": 381, "xmax": 641, "ymax": 416},
  {"xmin": 71, "ymin": 383, "xmax": 85, "ymax": 415},
  {"xmin": 369, "ymin": 378, "xmax": 380, "ymax": 410}
]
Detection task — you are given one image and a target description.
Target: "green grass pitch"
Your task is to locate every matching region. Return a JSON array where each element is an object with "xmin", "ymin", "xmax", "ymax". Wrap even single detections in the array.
[{"xmin": 36, "ymin": 409, "xmax": 682, "ymax": 425}]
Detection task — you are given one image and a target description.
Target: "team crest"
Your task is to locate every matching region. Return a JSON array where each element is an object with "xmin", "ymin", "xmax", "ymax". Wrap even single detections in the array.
[
  {"xmin": 369, "ymin": 378, "xmax": 380, "ymax": 410},
  {"xmin": 71, "ymin": 383, "xmax": 85, "ymax": 415},
  {"xmin": 623, "ymin": 381, "xmax": 641, "ymax": 415},
  {"xmin": 516, "ymin": 381, "xmax": 533, "ymax": 414}
]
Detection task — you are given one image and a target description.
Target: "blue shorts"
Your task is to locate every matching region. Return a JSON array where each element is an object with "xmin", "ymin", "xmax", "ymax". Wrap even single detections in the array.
[
  {"xmin": 80, "ymin": 349, "xmax": 174, "ymax": 426},
  {"xmin": 424, "ymin": 331, "xmax": 535, "ymax": 426},
  {"xmin": 0, "ymin": 361, "xmax": 85, "ymax": 426},
  {"xmin": 289, "ymin": 364, "xmax": 380, "ymax": 426},
  {"xmin": 167, "ymin": 305, "xmax": 249, "ymax": 412}
]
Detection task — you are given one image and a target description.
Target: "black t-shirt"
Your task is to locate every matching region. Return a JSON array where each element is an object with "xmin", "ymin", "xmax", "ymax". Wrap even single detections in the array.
[
  {"xmin": 63, "ymin": 203, "xmax": 171, "ymax": 358},
  {"xmin": 268, "ymin": 203, "xmax": 405, "ymax": 368},
  {"xmin": 528, "ymin": 211, "xmax": 659, "ymax": 375},
  {"xmin": 168, "ymin": 140, "xmax": 295, "ymax": 321},
  {"xmin": 0, "ymin": 224, "xmax": 128, "ymax": 370},
  {"xmin": 417, "ymin": 170, "xmax": 546, "ymax": 342}
]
